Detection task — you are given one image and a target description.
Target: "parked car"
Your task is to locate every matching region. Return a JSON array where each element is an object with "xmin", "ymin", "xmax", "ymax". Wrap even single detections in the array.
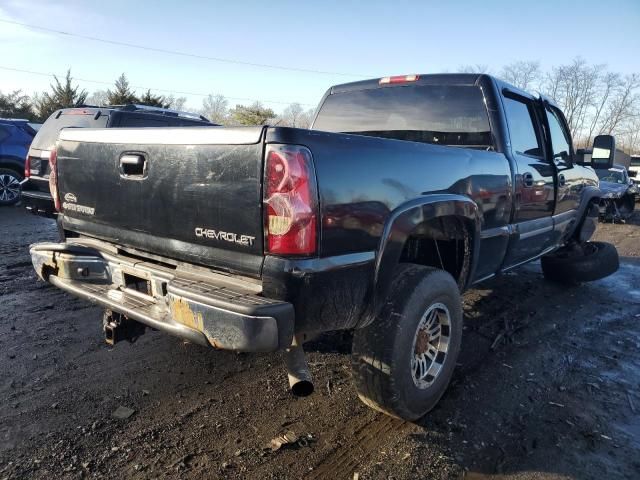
[
  {"xmin": 0, "ymin": 118, "xmax": 40, "ymax": 205},
  {"xmin": 629, "ymin": 155, "xmax": 640, "ymax": 191},
  {"xmin": 596, "ymin": 164, "xmax": 637, "ymax": 222},
  {"xmin": 30, "ymin": 74, "xmax": 619, "ymax": 421},
  {"xmin": 22, "ymin": 104, "xmax": 215, "ymax": 217}
]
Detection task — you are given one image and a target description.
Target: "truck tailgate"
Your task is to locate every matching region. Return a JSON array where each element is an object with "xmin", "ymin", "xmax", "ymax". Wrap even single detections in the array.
[{"xmin": 55, "ymin": 126, "xmax": 266, "ymax": 277}]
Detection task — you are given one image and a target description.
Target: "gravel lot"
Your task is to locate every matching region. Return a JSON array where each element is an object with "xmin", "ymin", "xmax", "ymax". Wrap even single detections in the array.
[{"xmin": 1, "ymin": 206, "xmax": 639, "ymax": 479}]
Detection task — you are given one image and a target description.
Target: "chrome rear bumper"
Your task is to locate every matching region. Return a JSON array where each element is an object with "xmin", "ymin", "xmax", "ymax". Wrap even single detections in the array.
[{"xmin": 30, "ymin": 242, "xmax": 294, "ymax": 352}]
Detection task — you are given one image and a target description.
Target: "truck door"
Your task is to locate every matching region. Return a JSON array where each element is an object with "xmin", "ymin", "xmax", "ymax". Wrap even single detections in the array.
[
  {"xmin": 542, "ymin": 103, "xmax": 582, "ymax": 242},
  {"xmin": 501, "ymin": 93, "xmax": 556, "ymax": 267},
  {"xmin": 543, "ymin": 104, "xmax": 581, "ymax": 213}
]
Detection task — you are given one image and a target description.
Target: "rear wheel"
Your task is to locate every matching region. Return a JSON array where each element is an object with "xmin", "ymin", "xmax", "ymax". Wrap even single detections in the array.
[
  {"xmin": 351, "ymin": 265, "xmax": 463, "ymax": 421},
  {"xmin": 541, "ymin": 241, "xmax": 619, "ymax": 285},
  {"xmin": 0, "ymin": 168, "xmax": 22, "ymax": 206}
]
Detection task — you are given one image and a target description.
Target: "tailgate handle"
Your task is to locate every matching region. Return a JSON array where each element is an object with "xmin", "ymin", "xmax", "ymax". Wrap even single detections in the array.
[{"xmin": 119, "ymin": 154, "xmax": 147, "ymax": 178}]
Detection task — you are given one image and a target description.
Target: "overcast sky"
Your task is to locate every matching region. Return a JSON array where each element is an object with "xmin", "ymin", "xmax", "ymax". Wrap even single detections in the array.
[{"xmin": 1, "ymin": 0, "xmax": 639, "ymax": 113}]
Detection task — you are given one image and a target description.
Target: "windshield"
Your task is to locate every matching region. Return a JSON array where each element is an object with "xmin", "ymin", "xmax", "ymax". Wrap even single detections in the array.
[
  {"xmin": 596, "ymin": 169, "xmax": 626, "ymax": 183},
  {"xmin": 313, "ymin": 85, "xmax": 492, "ymax": 149}
]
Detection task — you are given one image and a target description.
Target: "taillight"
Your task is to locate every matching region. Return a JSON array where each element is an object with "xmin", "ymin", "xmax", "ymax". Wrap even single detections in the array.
[
  {"xmin": 48, "ymin": 147, "xmax": 60, "ymax": 211},
  {"xmin": 264, "ymin": 145, "xmax": 318, "ymax": 255},
  {"xmin": 24, "ymin": 155, "xmax": 30, "ymax": 178}
]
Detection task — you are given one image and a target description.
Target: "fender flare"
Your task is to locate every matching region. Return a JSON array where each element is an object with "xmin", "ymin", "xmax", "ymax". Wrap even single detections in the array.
[
  {"xmin": 372, "ymin": 194, "xmax": 481, "ymax": 313},
  {"xmin": 566, "ymin": 185, "xmax": 601, "ymax": 241}
]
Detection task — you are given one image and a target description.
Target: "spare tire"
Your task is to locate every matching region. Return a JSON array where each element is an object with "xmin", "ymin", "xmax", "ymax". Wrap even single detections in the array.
[{"xmin": 541, "ymin": 241, "xmax": 619, "ymax": 284}]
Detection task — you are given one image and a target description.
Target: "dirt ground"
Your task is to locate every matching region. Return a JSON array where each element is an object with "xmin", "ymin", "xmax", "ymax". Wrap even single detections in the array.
[{"xmin": 1, "ymin": 206, "xmax": 639, "ymax": 480}]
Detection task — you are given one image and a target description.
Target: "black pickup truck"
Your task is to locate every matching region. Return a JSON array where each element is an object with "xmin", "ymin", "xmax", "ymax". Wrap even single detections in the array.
[{"xmin": 30, "ymin": 74, "xmax": 619, "ymax": 421}]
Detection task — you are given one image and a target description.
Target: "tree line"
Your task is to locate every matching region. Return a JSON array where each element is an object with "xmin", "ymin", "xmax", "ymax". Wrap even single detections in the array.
[
  {"xmin": 458, "ymin": 59, "xmax": 639, "ymax": 153},
  {"xmin": 0, "ymin": 72, "xmax": 180, "ymax": 121},
  {"xmin": 1, "ymin": 59, "xmax": 638, "ymax": 152},
  {"xmin": 0, "ymin": 70, "xmax": 315, "ymax": 128}
]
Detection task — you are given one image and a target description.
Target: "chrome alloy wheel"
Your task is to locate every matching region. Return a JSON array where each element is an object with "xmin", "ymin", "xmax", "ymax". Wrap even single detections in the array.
[
  {"xmin": 0, "ymin": 172, "xmax": 21, "ymax": 204},
  {"xmin": 410, "ymin": 302, "xmax": 451, "ymax": 389}
]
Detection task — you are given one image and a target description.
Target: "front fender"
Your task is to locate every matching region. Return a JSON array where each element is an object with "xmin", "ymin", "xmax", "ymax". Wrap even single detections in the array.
[{"xmin": 372, "ymin": 194, "xmax": 481, "ymax": 313}]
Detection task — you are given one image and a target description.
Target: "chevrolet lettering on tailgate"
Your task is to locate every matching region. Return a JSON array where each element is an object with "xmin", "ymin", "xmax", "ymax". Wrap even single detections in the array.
[{"xmin": 195, "ymin": 227, "xmax": 256, "ymax": 247}]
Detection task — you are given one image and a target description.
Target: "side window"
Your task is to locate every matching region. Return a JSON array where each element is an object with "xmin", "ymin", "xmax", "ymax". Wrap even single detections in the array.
[
  {"xmin": 545, "ymin": 108, "xmax": 572, "ymax": 162},
  {"xmin": 502, "ymin": 97, "xmax": 542, "ymax": 157}
]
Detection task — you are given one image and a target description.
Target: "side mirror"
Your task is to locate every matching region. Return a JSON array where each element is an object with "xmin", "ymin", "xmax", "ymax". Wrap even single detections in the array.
[{"xmin": 591, "ymin": 135, "xmax": 615, "ymax": 169}]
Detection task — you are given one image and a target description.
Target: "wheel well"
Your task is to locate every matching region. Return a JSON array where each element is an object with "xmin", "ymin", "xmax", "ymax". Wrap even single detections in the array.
[
  {"xmin": 571, "ymin": 197, "xmax": 601, "ymax": 244},
  {"xmin": 399, "ymin": 216, "xmax": 472, "ymax": 289},
  {"xmin": 0, "ymin": 161, "xmax": 24, "ymax": 177}
]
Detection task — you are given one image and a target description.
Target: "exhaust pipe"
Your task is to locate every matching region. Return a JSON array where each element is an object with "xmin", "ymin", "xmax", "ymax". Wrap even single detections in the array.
[{"xmin": 283, "ymin": 335, "xmax": 314, "ymax": 397}]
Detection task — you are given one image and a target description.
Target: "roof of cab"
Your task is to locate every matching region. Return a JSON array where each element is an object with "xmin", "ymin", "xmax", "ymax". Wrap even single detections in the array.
[
  {"xmin": 327, "ymin": 73, "xmax": 549, "ymax": 106},
  {"xmin": 329, "ymin": 73, "xmax": 485, "ymax": 94}
]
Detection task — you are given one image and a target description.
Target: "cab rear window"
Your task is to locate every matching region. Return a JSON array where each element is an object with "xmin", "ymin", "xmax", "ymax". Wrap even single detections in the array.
[{"xmin": 312, "ymin": 85, "xmax": 492, "ymax": 149}]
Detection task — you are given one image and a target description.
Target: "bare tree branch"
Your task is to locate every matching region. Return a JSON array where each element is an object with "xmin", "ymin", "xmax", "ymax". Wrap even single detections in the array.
[{"xmin": 500, "ymin": 61, "xmax": 541, "ymax": 91}]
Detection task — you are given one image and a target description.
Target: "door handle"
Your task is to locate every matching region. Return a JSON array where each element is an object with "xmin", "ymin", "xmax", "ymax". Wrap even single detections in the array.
[
  {"xmin": 119, "ymin": 153, "xmax": 147, "ymax": 177},
  {"xmin": 522, "ymin": 172, "xmax": 534, "ymax": 188},
  {"xmin": 558, "ymin": 174, "xmax": 566, "ymax": 187}
]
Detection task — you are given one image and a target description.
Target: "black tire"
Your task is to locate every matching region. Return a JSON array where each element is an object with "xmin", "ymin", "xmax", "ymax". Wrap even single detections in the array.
[
  {"xmin": 0, "ymin": 168, "xmax": 23, "ymax": 206},
  {"xmin": 541, "ymin": 241, "xmax": 619, "ymax": 285},
  {"xmin": 351, "ymin": 265, "xmax": 462, "ymax": 421}
]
